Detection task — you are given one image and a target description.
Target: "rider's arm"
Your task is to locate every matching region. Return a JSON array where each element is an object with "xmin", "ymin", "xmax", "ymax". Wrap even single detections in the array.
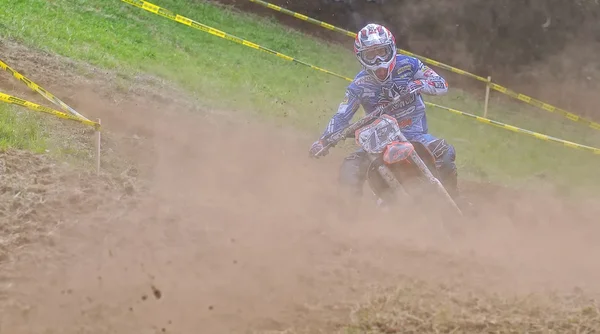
[
  {"xmin": 412, "ymin": 59, "xmax": 448, "ymax": 96},
  {"xmin": 321, "ymin": 89, "xmax": 361, "ymax": 139}
]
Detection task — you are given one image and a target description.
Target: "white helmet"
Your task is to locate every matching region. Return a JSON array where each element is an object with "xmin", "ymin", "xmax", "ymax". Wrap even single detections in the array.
[{"xmin": 354, "ymin": 23, "xmax": 398, "ymax": 82}]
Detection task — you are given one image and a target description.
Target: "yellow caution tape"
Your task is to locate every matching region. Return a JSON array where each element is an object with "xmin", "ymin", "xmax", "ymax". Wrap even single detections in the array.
[
  {"xmin": 248, "ymin": 0, "xmax": 600, "ymax": 131},
  {"xmin": 486, "ymin": 83, "xmax": 600, "ymax": 130},
  {"xmin": 426, "ymin": 103, "xmax": 600, "ymax": 155},
  {"xmin": 0, "ymin": 58, "xmax": 92, "ymax": 122},
  {"xmin": 0, "ymin": 91, "xmax": 100, "ymax": 130},
  {"xmin": 249, "ymin": 0, "xmax": 358, "ymax": 39},
  {"xmin": 122, "ymin": 0, "xmax": 599, "ymax": 155},
  {"xmin": 247, "ymin": 0, "xmax": 489, "ymax": 83},
  {"xmin": 120, "ymin": 0, "xmax": 351, "ymax": 82}
]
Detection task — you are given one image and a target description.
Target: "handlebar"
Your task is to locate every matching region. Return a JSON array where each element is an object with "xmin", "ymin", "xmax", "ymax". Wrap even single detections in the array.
[{"xmin": 311, "ymin": 86, "xmax": 422, "ymax": 158}]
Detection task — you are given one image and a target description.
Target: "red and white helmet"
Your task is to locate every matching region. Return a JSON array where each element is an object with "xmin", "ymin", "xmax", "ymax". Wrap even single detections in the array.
[{"xmin": 354, "ymin": 24, "xmax": 397, "ymax": 82}]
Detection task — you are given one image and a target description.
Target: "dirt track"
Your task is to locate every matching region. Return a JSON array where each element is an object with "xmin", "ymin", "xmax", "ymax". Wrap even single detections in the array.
[{"xmin": 1, "ymin": 42, "xmax": 600, "ymax": 333}]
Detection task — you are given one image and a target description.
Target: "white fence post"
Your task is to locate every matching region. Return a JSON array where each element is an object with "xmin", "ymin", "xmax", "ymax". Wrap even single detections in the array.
[
  {"xmin": 96, "ymin": 118, "xmax": 101, "ymax": 176},
  {"xmin": 484, "ymin": 76, "xmax": 492, "ymax": 118}
]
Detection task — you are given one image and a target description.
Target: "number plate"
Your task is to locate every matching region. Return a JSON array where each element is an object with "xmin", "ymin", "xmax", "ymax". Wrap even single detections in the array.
[{"xmin": 355, "ymin": 114, "xmax": 401, "ymax": 154}]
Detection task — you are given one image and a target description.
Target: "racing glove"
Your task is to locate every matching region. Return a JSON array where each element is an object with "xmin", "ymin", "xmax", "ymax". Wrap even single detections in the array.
[
  {"xmin": 309, "ymin": 139, "xmax": 329, "ymax": 158},
  {"xmin": 406, "ymin": 80, "xmax": 425, "ymax": 94}
]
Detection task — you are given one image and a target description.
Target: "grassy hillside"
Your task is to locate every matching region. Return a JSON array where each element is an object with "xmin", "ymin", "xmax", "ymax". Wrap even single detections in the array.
[
  {"xmin": 1, "ymin": 0, "xmax": 598, "ymax": 190},
  {"xmin": 0, "ymin": 104, "xmax": 47, "ymax": 153},
  {"xmin": 0, "ymin": 102, "xmax": 101, "ymax": 167}
]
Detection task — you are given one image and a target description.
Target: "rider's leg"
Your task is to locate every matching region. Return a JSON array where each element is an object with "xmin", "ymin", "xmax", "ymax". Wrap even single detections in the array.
[
  {"xmin": 338, "ymin": 149, "xmax": 370, "ymax": 196},
  {"xmin": 334, "ymin": 149, "xmax": 372, "ymax": 218},
  {"xmin": 339, "ymin": 148, "xmax": 396, "ymax": 211},
  {"xmin": 411, "ymin": 134, "xmax": 459, "ymax": 198}
]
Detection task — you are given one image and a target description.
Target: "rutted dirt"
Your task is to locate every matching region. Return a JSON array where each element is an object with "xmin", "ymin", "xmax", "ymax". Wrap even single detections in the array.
[
  {"xmin": 0, "ymin": 149, "xmax": 138, "ymax": 262},
  {"xmin": 1, "ymin": 40, "xmax": 600, "ymax": 333}
]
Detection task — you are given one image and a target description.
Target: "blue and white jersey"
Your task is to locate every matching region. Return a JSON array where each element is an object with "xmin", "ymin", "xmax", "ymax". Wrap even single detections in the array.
[{"xmin": 321, "ymin": 54, "xmax": 448, "ymax": 140}]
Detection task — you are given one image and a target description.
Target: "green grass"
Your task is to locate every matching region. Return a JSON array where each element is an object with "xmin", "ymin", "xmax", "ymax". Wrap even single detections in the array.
[
  {"xmin": 427, "ymin": 90, "xmax": 600, "ymax": 190},
  {"xmin": 0, "ymin": 104, "xmax": 96, "ymax": 164},
  {"xmin": 0, "ymin": 104, "xmax": 47, "ymax": 153},
  {"xmin": 0, "ymin": 0, "xmax": 358, "ymax": 129},
  {"xmin": 1, "ymin": 0, "xmax": 599, "ymax": 191}
]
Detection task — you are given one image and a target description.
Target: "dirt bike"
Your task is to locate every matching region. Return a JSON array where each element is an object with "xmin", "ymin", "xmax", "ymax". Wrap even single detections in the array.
[{"xmin": 311, "ymin": 89, "xmax": 463, "ymax": 218}]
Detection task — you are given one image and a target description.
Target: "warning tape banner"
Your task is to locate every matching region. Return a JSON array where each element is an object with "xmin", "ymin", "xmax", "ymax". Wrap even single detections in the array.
[
  {"xmin": 0, "ymin": 91, "xmax": 100, "ymax": 129},
  {"xmin": 248, "ymin": 0, "xmax": 600, "ymax": 131},
  {"xmin": 122, "ymin": 0, "xmax": 599, "ymax": 155},
  {"xmin": 120, "ymin": 0, "xmax": 350, "ymax": 82},
  {"xmin": 427, "ymin": 103, "xmax": 600, "ymax": 155},
  {"xmin": 486, "ymin": 83, "xmax": 600, "ymax": 129},
  {"xmin": 246, "ymin": 0, "xmax": 489, "ymax": 83},
  {"xmin": 0, "ymin": 58, "xmax": 91, "ymax": 122}
]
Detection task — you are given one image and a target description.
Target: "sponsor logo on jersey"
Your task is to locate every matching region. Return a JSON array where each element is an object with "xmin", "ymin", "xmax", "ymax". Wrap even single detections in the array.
[
  {"xmin": 376, "ymin": 83, "xmax": 417, "ymax": 113},
  {"xmin": 399, "ymin": 118, "xmax": 413, "ymax": 128},
  {"xmin": 380, "ymin": 83, "xmax": 405, "ymax": 102},
  {"xmin": 395, "ymin": 65, "xmax": 412, "ymax": 75}
]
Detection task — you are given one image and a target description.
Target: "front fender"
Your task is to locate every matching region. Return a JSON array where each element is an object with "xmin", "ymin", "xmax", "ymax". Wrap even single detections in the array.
[{"xmin": 383, "ymin": 141, "xmax": 415, "ymax": 165}]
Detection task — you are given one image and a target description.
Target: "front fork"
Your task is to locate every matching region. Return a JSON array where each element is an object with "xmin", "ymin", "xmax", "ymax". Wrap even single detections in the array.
[
  {"xmin": 366, "ymin": 153, "xmax": 410, "ymax": 204},
  {"xmin": 367, "ymin": 151, "xmax": 463, "ymax": 216}
]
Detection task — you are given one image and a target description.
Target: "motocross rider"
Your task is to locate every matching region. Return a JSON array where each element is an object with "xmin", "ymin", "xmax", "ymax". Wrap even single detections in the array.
[{"xmin": 309, "ymin": 23, "xmax": 461, "ymax": 201}]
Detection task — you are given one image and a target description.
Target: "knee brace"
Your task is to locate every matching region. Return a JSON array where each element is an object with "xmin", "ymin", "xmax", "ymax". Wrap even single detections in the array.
[{"xmin": 425, "ymin": 138, "xmax": 456, "ymax": 170}]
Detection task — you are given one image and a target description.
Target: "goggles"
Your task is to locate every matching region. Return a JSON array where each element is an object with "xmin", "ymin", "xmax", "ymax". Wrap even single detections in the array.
[{"xmin": 358, "ymin": 44, "xmax": 394, "ymax": 66}]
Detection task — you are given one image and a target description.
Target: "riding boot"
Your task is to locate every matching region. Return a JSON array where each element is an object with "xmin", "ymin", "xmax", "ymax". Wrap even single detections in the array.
[{"xmin": 437, "ymin": 163, "xmax": 463, "ymax": 198}]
